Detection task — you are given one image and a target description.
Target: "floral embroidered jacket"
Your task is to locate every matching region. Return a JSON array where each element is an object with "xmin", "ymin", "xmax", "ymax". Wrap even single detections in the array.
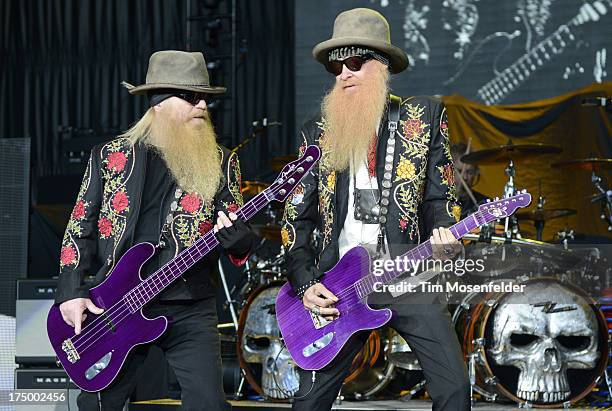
[
  {"xmin": 281, "ymin": 96, "xmax": 460, "ymax": 295},
  {"xmin": 56, "ymin": 137, "xmax": 247, "ymax": 304}
]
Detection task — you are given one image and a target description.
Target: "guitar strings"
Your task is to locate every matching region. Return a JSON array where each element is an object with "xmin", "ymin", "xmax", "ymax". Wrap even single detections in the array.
[
  {"xmin": 70, "ymin": 158, "xmax": 326, "ymax": 355},
  {"xmin": 71, "ymin": 189, "xmax": 272, "ymax": 352},
  {"xmin": 71, "ymin": 179, "xmax": 496, "ymax": 356}
]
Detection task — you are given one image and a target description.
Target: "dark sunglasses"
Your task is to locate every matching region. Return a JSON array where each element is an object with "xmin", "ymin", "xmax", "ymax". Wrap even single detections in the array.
[
  {"xmin": 325, "ymin": 55, "xmax": 374, "ymax": 76},
  {"xmin": 173, "ymin": 91, "xmax": 211, "ymax": 105}
]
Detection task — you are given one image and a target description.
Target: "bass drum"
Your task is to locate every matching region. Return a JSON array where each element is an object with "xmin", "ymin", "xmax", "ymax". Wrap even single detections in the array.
[
  {"xmin": 237, "ymin": 282, "xmax": 299, "ymax": 400},
  {"xmin": 453, "ymin": 278, "xmax": 609, "ymax": 408}
]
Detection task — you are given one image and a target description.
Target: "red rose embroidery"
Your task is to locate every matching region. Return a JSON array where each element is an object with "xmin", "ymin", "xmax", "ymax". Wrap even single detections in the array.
[
  {"xmin": 60, "ymin": 246, "xmax": 77, "ymax": 266},
  {"xmin": 442, "ymin": 164, "xmax": 455, "ymax": 186},
  {"xmin": 107, "ymin": 152, "xmax": 127, "ymax": 172},
  {"xmin": 112, "ymin": 191, "xmax": 129, "ymax": 213},
  {"xmin": 403, "ymin": 119, "xmax": 423, "ymax": 140},
  {"xmin": 399, "ymin": 219, "xmax": 408, "ymax": 230},
  {"xmin": 227, "ymin": 203, "xmax": 239, "ymax": 213},
  {"xmin": 198, "ymin": 220, "xmax": 214, "ymax": 235},
  {"xmin": 72, "ymin": 200, "xmax": 86, "ymax": 220},
  {"xmin": 180, "ymin": 193, "xmax": 201, "ymax": 214},
  {"xmin": 98, "ymin": 217, "xmax": 113, "ymax": 237}
]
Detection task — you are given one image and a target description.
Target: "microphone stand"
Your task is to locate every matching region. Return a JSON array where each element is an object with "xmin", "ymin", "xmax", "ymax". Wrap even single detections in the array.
[{"xmin": 231, "ymin": 117, "xmax": 282, "ymax": 153}]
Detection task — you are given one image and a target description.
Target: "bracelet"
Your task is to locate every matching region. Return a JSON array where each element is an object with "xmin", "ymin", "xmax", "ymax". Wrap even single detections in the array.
[{"xmin": 297, "ymin": 279, "xmax": 319, "ymax": 298}]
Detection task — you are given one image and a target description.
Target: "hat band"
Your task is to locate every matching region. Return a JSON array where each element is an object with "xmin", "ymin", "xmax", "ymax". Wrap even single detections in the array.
[{"xmin": 328, "ymin": 46, "xmax": 390, "ymax": 67}]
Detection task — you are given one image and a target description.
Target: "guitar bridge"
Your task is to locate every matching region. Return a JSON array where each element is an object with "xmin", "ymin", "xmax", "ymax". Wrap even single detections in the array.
[
  {"xmin": 61, "ymin": 339, "xmax": 80, "ymax": 364},
  {"xmin": 309, "ymin": 310, "xmax": 331, "ymax": 330}
]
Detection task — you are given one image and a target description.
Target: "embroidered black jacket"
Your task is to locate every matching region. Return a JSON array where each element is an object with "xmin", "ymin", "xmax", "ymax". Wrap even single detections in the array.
[
  {"xmin": 56, "ymin": 137, "xmax": 248, "ymax": 304},
  {"xmin": 281, "ymin": 96, "xmax": 460, "ymax": 295}
]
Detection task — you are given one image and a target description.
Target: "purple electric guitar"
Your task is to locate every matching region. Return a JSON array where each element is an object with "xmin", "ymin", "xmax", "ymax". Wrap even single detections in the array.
[
  {"xmin": 47, "ymin": 145, "xmax": 321, "ymax": 392},
  {"xmin": 276, "ymin": 191, "xmax": 532, "ymax": 370}
]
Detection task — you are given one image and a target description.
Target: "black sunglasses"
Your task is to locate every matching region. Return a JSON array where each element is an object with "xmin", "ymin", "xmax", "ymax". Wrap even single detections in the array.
[
  {"xmin": 173, "ymin": 91, "xmax": 211, "ymax": 105},
  {"xmin": 325, "ymin": 55, "xmax": 374, "ymax": 76}
]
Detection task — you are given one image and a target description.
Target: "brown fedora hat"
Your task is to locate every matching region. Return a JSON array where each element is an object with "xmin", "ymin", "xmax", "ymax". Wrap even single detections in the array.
[
  {"xmin": 123, "ymin": 50, "xmax": 226, "ymax": 95},
  {"xmin": 312, "ymin": 8, "xmax": 409, "ymax": 74}
]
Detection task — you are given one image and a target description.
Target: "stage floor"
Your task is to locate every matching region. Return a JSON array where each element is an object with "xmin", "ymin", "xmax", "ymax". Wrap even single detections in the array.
[{"xmin": 128, "ymin": 398, "xmax": 571, "ymax": 410}]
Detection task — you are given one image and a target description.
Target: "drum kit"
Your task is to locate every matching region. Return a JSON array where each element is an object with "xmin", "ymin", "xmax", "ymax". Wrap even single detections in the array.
[{"xmin": 223, "ymin": 145, "xmax": 612, "ymax": 408}]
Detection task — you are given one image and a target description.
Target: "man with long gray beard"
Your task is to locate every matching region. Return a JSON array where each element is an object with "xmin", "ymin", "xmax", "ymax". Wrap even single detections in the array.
[
  {"xmin": 55, "ymin": 50, "xmax": 254, "ymax": 411},
  {"xmin": 282, "ymin": 8, "xmax": 470, "ymax": 410}
]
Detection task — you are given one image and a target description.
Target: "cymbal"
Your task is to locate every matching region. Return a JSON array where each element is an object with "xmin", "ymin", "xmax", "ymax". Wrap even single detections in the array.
[
  {"xmin": 269, "ymin": 155, "xmax": 297, "ymax": 172},
  {"xmin": 461, "ymin": 144, "xmax": 562, "ymax": 165},
  {"xmin": 251, "ymin": 224, "xmax": 281, "ymax": 241},
  {"xmin": 241, "ymin": 181, "xmax": 269, "ymax": 197},
  {"xmin": 551, "ymin": 158, "xmax": 612, "ymax": 171},
  {"xmin": 515, "ymin": 208, "xmax": 577, "ymax": 222}
]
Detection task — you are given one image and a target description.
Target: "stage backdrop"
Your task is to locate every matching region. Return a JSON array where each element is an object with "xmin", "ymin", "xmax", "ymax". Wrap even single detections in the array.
[
  {"xmin": 295, "ymin": 0, "xmax": 611, "ymax": 126},
  {"xmin": 295, "ymin": 0, "xmax": 612, "ymax": 240}
]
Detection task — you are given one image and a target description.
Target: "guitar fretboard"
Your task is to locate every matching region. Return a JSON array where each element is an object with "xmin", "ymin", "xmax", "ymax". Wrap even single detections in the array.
[
  {"xmin": 354, "ymin": 193, "xmax": 530, "ymax": 298},
  {"xmin": 122, "ymin": 192, "xmax": 270, "ymax": 312}
]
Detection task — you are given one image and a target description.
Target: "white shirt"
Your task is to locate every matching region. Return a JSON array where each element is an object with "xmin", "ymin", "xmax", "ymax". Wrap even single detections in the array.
[{"xmin": 338, "ymin": 161, "xmax": 382, "ymax": 258}]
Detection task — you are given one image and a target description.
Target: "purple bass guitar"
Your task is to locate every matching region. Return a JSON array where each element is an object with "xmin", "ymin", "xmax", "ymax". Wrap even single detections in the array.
[
  {"xmin": 276, "ymin": 192, "xmax": 532, "ymax": 370},
  {"xmin": 47, "ymin": 145, "xmax": 321, "ymax": 392}
]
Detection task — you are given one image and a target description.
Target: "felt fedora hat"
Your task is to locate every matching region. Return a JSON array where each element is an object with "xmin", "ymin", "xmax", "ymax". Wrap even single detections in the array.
[
  {"xmin": 312, "ymin": 8, "xmax": 409, "ymax": 74},
  {"xmin": 123, "ymin": 50, "xmax": 226, "ymax": 95}
]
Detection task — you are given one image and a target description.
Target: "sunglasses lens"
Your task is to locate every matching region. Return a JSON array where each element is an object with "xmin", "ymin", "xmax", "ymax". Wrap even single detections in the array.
[
  {"xmin": 326, "ymin": 61, "xmax": 343, "ymax": 76},
  {"xmin": 177, "ymin": 92, "xmax": 208, "ymax": 105},
  {"xmin": 344, "ymin": 57, "xmax": 364, "ymax": 72}
]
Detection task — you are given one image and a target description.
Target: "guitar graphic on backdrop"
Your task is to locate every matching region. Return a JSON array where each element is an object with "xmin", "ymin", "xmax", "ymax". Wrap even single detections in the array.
[{"xmin": 444, "ymin": 0, "xmax": 611, "ymax": 105}]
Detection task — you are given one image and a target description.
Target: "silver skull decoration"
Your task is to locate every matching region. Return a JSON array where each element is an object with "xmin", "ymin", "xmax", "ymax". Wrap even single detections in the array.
[
  {"xmin": 489, "ymin": 281, "xmax": 600, "ymax": 404},
  {"xmin": 241, "ymin": 286, "xmax": 299, "ymax": 399}
]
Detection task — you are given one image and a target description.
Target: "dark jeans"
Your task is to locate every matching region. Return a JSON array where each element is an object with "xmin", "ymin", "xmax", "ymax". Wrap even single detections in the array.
[
  {"xmin": 292, "ymin": 301, "xmax": 470, "ymax": 411},
  {"xmin": 77, "ymin": 298, "xmax": 231, "ymax": 411}
]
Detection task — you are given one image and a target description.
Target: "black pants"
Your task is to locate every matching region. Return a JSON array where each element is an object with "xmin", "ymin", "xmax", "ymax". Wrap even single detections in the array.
[
  {"xmin": 77, "ymin": 298, "xmax": 231, "ymax": 411},
  {"xmin": 292, "ymin": 300, "xmax": 470, "ymax": 411}
]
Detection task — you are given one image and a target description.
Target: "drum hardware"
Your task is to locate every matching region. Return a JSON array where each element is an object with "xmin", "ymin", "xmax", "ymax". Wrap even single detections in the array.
[
  {"xmin": 218, "ymin": 260, "xmax": 240, "ymax": 331},
  {"xmin": 461, "ymin": 141, "xmax": 563, "ymax": 239},
  {"xmin": 552, "ymin": 158, "xmax": 612, "ymax": 231},
  {"xmin": 556, "ymin": 229, "xmax": 575, "ymax": 250}
]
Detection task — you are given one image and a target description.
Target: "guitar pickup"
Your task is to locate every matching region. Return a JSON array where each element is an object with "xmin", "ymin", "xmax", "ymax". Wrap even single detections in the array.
[
  {"xmin": 61, "ymin": 339, "xmax": 80, "ymax": 364},
  {"xmin": 85, "ymin": 351, "xmax": 113, "ymax": 381},
  {"xmin": 302, "ymin": 332, "xmax": 333, "ymax": 357}
]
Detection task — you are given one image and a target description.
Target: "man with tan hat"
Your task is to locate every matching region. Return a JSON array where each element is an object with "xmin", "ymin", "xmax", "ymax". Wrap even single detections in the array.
[
  {"xmin": 55, "ymin": 50, "xmax": 254, "ymax": 410},
  {"xmin": 282, "ymin": 8, "xmax": 470, "ymax": 410}
]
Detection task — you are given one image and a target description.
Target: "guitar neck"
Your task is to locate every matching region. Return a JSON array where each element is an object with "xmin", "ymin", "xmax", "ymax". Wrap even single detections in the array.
[
  {"xmin": 477, "ymin": 20, "xmax": 578, "ymax": 105},
  {"xmin": 355, "ymin": 210, "xmax": 489, "ymax": 299},
  {"xmin": 127, "ymin": 191, "xmax": 270, "ymax": 308}
]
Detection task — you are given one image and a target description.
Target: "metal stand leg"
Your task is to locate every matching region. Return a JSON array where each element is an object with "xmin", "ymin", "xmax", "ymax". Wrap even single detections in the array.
[{"xmin": 218, "ymin": 260, "xmax": 239, "ymax": 331}]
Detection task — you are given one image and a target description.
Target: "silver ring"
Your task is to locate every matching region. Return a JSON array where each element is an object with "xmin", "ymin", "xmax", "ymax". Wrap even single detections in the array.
[{"xmin": 310, "ymin": 306, "xmax": 320, "ymax": 316}]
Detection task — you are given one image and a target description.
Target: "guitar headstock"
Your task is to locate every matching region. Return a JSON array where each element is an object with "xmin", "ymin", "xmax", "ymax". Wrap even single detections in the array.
[
  {"xmin": 478, "ymin": 190, "xmax": 532, "ymax": 223},
  {"xmin": 266, "ymin": 145, "xmax": 321, "ymax": 203}
]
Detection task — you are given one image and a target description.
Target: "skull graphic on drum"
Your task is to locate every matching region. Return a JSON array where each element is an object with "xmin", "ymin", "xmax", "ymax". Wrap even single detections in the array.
[
  {"xmin": 488, "ymin": 281, "xmax": 600, "ymax": 404},
  {"xmin": 240, "ymin": 285, "xmax": 300, "ymax": 399}
]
